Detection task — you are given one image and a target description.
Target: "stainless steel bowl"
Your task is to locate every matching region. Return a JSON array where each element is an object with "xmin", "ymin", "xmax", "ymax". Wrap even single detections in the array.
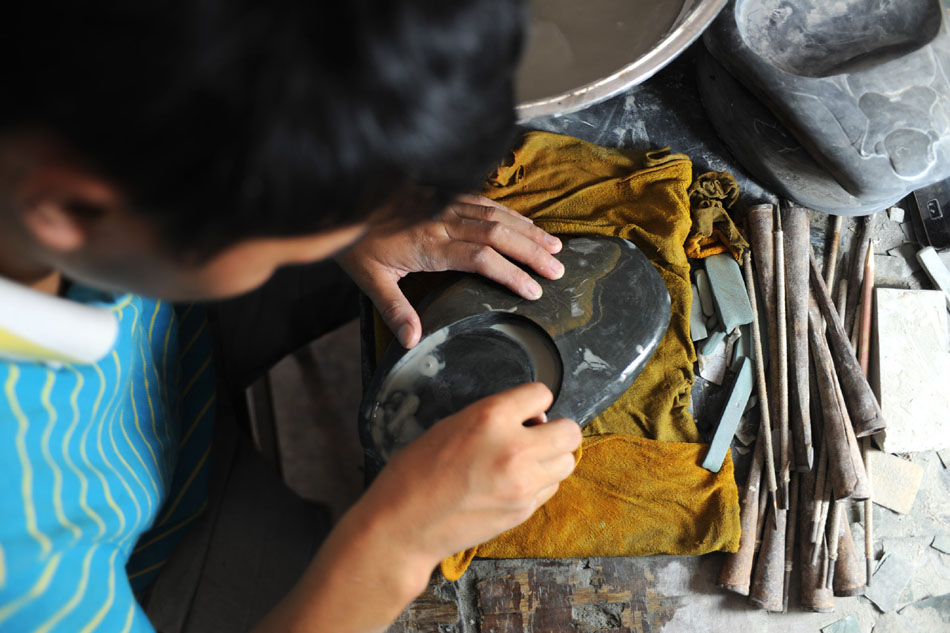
[{"xmin": 515, "ymin": 0, "xmax": 727, "ymax": 121}]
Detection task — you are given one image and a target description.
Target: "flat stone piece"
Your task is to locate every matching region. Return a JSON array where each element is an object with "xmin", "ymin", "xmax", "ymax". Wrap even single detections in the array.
[
  {"xmin": 821, "ymin": 614, "xmax": 861, "ymax": 633},
  {"xmin": 695, "ymin": 269, "xmax": 715, "ymax": 317},
  {"xmin": 869, "ymin": 613, "xmax": 912, "ymax": 633},
  {"xmin": 917, "ymin": 246, "xmax": 950, "ymax": 310},
  {"xmin": 699, "ymin": 329, "xmax": 726, "ymax": 357},
  {"xmin": 896, "ymin": 593, "xmax": 950, "ymax": 630},
  {"xmin": 933, "ymin": 534, "xmax": 950, "ymax": 554},
  {"xmin": 875, "ymin": 254, "xmax": 925, "ymax": 290},
  {"xmin": 361, "ymin": 237, "xmax": 671, "ymax": 467},
  {"xmin": 868, "ymin": 449, "xmax": 925, "ymax": 514},
  {"xmin": 938, "ymin": 448, "xmax": 950, "ymax": 468},
  {"xmin": 874, "ymin": 288, "xmax": 950, "ymax": 453},
  {"xmin": 730, "ymin": 324, "xmax": 750, "ymax": 371},
  {"xmin": 698, "ymin": 331, "xmax": 729, "ymax": 386},
  {"xmin": 704, "ymin": 254, "xmax": 754, "ymax": 333},
  {"xmin": 702, "ymin": 357, "xmax": 753, "ymax": 472},
  {"xmin": 867, "ymin": 553, "xmax": 916, "ymax": 613},
  {"xmin": 690, "ymin": 285, "xmax": 708, "ymax": 341},
  {"xmin": 889, "ymin": 206, "xmax": 906, "ymax": 223}
]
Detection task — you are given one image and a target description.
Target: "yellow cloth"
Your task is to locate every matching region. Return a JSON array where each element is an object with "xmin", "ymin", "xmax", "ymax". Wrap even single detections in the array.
[
  {"xmin": 437, "ymin": 133, "xmax": 741, "ymax": 579},
  {"xmin": 371, "ymin": 131, "xmax": 742, "ymax": 580},
  {"xmin": 684, "ymin": 171, "xmax": 749, "ymax": 261}
]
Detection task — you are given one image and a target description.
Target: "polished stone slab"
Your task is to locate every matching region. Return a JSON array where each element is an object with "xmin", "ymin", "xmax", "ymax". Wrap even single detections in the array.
[{"xmin": 360, "ymin": 236, "xmax": 670, "ymax": 467}]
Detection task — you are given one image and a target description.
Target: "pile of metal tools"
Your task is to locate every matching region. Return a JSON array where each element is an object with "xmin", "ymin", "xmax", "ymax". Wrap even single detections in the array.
[{"xmin": 715, "ymin": 204, "xmax": 883, "ymax": 612}]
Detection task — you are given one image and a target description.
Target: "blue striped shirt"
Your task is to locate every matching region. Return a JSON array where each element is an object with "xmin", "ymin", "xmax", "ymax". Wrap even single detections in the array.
[{"xmin": 0, "ymin": 286, "xmax": 215, "ymax": 632}]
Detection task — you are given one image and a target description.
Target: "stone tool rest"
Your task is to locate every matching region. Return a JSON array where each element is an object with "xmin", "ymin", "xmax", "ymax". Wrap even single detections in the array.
[
  {"xmin": 701, "ymin": 0, "xmax": 950, "ymax": 215},
  {"xmin": 359, "ymin": 236, "xmax": 671, "ymax": 467}
]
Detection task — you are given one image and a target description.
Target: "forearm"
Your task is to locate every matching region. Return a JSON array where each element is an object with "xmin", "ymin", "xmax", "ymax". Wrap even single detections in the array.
[{"xmin": 250, "ymin": 492, "xmax": 437, "ymax": 633}]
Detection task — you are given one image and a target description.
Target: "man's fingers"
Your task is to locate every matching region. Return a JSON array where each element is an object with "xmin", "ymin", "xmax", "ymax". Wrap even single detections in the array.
[
  {"xmin": 446, "ymin": 241, "xmax": 544, "ymax": 300},
  {"xmin": 451, "ymin": 201, "xmax": 562, "ymax": 256},
  {"xmin": 447, "ymin": 216, "xmax": 564, "ymax": 283},
  {"xmin": 528, "ymin": 418, "xmax": 583, "ymax": 461},
  {"xmin": 364, "ymin": 276, "xmax": 422, "ymax": 348},
  {"xmin": 454, "ymin": 195, "xmax": 536, "ymax": 226},
  {"xmin": 475, "ymin": 382, "xmax": 554, "ymax": 425},
  {"xmin": 533, "ymin": 482, "xmax": 561, "ymax": 508}
]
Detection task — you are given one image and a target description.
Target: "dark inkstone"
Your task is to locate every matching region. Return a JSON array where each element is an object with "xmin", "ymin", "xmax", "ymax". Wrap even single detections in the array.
[
  {"xmin": 359, "ymin": 237, "xmax": 671, "ymax": 468},
  {"xmin": 700, "ymin": 0, "xmax": 950, "ymax": 215}
]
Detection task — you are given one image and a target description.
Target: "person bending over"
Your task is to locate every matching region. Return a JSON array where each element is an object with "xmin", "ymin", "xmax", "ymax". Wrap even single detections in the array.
[{"xmin": 0, "ymin": 1, "xmax": 581, "ymax": 632}]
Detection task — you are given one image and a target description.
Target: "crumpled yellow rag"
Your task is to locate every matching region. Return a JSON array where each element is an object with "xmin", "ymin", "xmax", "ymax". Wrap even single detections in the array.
[
  {"xmin": 372, "ymin": 131, "xmax": 741, "ymax": 580},
  {"xmin": 437, "ymin": 133, "xmax": 741, "ymax": 579},
  {"xmin": 685, "ymin": 170, "xmax": 749, "ymax": 261}
]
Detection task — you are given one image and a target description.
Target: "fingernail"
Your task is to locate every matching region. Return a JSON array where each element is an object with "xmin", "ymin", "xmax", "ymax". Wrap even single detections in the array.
[
  {"xmin": 527, "ymin": 280, "xmax": 543, "ymax": 299},
  {"xmin": 545, "ymin": 234, "xmax": 561, "ymax": 248},
  {"xmin": 398, "ymin": 324, "xmax": 414, "ymax": 347},
  {"xmin": 550, "ymin": 259, "xmax": 565, "ymax": 279}
]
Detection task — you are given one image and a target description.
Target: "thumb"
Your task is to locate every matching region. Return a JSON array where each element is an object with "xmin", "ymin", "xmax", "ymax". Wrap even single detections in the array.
[{"xmin": 366, "ymin": 275, "xmax": 422, "ymax": 349}]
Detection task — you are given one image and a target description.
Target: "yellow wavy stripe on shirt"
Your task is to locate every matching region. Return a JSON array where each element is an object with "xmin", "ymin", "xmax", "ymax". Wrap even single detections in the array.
[
  {"xmin": 96, "ymin": 385, "xmax": 133, "ymax": 541},
  {"xmin": 180, "ymin": 355, "xmax": 211, "ymax": 399},
  {"xmin": 0, "ymin": 552, "xmax": 62, "ymax": 624},
  {"xmin": 34, "ymin": 545, "xmax": 97, "ymax": 633},
  {"xmin": 84, "ymin": 362, "xmax": 126, "ymax": 539},
  {"xmin": 72, "ymin": 363, "xmax": 108, "ymax": 540},
  {"xmin": 108, "ymin": 294, "xmax": 135, "ymax": 312},
  {"xmin": 132, "ymin": 499, "xmax": 207, "ymax": 554},
  {"xmin": 5, "ymin": 366, "xmax": 53, "ymax": 557},
  {"xmin": 107, "ymin": 407, "xmax": 144, "ymax": 533},
  {"xmin": 178, "ymin": 393, "xmax": 214, "ymax": 450},
  {"xmin": 161, "ymin": 315, "xmax": 173, "ymax": 390},
  {"xmin": 155, "ymin": 443, "xmax": 210, "ymax": 527},
  {"xmin": 39, "ymin": 370, "xmax": 82, "ymax": 544},
  {"xmin": 129, "ymin": 382, "xmax": 163, "ymax": 494},
  {"xmin": 147, "ymin": 300, "xmax": 160, "ymax": 345},
  {"xmin": 178, "ymin": 319, "xmax": 207, "ymax": 359},
  {"xmin": 118, "ymin": 407, "xmax": 158, "ymax": 510},
  {"xmin": 78, "ymin": 548, "xmax": 118, "ymax": 633},
  {"xmin": 63, "ymin": 367, "xmax": 108, "ymax": 541},
  {"xmin": 138, "ymin": 332, "xmax": 168, "ymax": 487},
  {"xmin": 126, "ymin": 302, "xmax": 162, "ymax": 485},
  {"xmin": 119, "ymin": 602, "xmax": 135, "ymax": 633}
]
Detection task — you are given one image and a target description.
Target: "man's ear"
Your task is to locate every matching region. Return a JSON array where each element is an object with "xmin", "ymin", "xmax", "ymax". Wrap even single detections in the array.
[
  {"xmin": 22, "ymin": 200, "xmax": 88, "ymax": 252},
  {"xmin": 19, "ymin": 167, "xmax": 118, "ymax": 254}
]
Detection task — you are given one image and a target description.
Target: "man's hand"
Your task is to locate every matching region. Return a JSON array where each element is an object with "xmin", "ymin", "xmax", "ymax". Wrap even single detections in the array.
[
  {"xmin": 337, "ymin": 195, "xmax": 563, "ymax": 348},
  {"xmin": 368, "ymin": 382, "xmax": 582, "ymax": 561},
  {"xmin": 255, "ymin": 384, "xmax": 581, "ymax": 633}
]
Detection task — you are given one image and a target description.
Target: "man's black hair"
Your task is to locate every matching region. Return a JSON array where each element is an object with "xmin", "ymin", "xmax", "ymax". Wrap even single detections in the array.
[{"xmin": 1, "ymin": 0, "xmax": 526, "ymax": 255}]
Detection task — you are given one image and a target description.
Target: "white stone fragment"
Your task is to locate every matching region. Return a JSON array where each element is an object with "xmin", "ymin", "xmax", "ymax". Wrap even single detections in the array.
[
  {"xmin": 690, "ymin": 284, "xmax": 708, "ymax": 341},
  {"xmin": 695, "ymin": 270, "xmax": 715, "ymax": 317},
  {"xmin": 916, "ymin": 246, "xmax": 950, "ymax": 311},
  {"xmin": 868, "ymin": 449, "xmax": 924, "ymax": 514},
  {"xmin": 873, "ymin": 288, "xmax": 950, "ymax": 453},
  {"xmin": 887, "ymin": 206, "xmax": 905, "ymax": 223}
]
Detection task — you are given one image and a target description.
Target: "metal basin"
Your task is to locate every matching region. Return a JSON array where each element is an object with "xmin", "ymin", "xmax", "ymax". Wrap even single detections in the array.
[{"xmin": 515, "ymin": 0, "xmax": 728, "ymax": 121}]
